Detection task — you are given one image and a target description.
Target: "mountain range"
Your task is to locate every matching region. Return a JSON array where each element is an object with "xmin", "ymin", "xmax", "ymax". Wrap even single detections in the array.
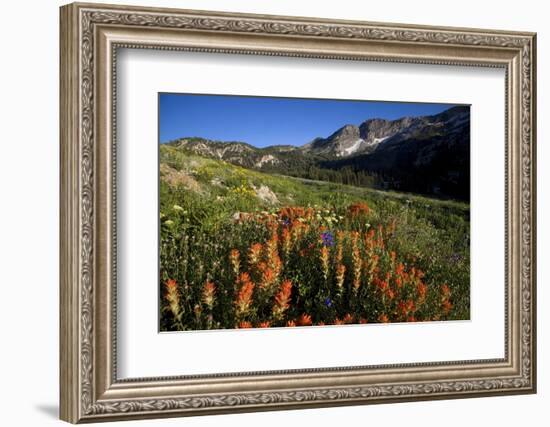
[{"xmin": 164, "ymin": 105, "xmax": 470, "ymax": 201}]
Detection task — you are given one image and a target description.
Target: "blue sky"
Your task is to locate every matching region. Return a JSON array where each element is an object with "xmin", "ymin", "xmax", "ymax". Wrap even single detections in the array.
[{"xmin": 159, "ymin": 93, "xmax": 458, "ymax": 147}]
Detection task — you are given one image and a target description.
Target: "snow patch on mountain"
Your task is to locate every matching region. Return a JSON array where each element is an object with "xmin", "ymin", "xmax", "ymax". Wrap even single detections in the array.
[
  {"xmin": 342, "ymin": 139, "xmax": 365, "ymax": 156},
  {"xmin": 372, "ymin": 136, "xmax": 389, "ymax": 145}
]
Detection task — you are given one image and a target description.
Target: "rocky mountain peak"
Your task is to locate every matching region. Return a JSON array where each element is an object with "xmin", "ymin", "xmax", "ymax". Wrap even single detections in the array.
[
  {"xmin": 332, "ymin": 124, "xmax": 360, "ymax": 138},
  {"xmin": 166, "ymin": 106, "xmax": 469, "ymax": 173},
  {"xmin": 304, "ymin": 124, "xmax": 364, "ymax": 157}
]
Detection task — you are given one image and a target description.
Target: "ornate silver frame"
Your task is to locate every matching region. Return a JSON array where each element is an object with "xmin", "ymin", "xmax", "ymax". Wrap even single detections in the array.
[{"xmin": 60, "ymin": 2, "xmax": 537, "ymax": 423}]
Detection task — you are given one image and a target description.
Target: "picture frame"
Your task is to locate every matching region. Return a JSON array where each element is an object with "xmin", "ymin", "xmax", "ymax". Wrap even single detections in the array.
[{"xmin": 59, "ymin": 2, "xmax": 537, "ymax": 423}]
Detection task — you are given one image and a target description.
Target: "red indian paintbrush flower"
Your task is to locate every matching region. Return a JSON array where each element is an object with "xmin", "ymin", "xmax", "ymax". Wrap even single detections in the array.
[
  {"xmin": 202, "ymin": 280, "xmax": 216, "ymax": 310},
  {"xmin": 297, "ymin": 313, "xmax": 313, "ymax": 326},
  {"xmin": 335, "ymin": 264, "xmax": 346, "ymax": 289},
  {"xmin": 164, "ymin": 279, "xmax": 181, "ymax": 320},
  {"xmin": 257, "ymin": 230, "xmax": 282, "ymax": 291},
  {"xmin": 378, "ymin": 313, "xmax": 389, "ymax": 323},
  {"xmin": 440, "ymin": 283, "xmax": 453, "ymax": 314},
  {"xmin": 248, "ymin": 243, "xmax": 262, "ymax": 266},
  {"xmin": 260, "ymin": 267, "xmax": 276, "ymax": 290},
  {"xmin": 281, "ymin": 228, "xmax": 292, "ymax": 258},
  {"xmin": 441, "ymin": 283, "xmax": 451, "ymax": 298},
  {"xmin": 351, "ymin": 232, "xmax": 362, "ymax": 290},
  {"xmin": 335, "ymin": 231, "xmax": 345, "ymax": 264},
  {"xmin": 416, "ymin": 281, "xmax": 427, "ymax": 302},
  {"xmin": 347, "ymin": 202, "xmax": 370, "ymax": 218},
  {"xmin": 235, "ymin": 274, "xmax": 255, "ymax": 317},
  {"xmin": 343, "ymin": 313, "xmax": 354, "ymax": 324},
  {"xmin": 279, "ymin": 206, "xmax": 306, "ymax": 222},
  {"xmin": 398, "ymin": 299, "xmax": 416, "ymax": 317},
  {"xmin": 442, "ymin": 300, "xmax": 453, "ymax": 314},
  {"xmin": 375, "ymin": 224, "xmax": 385, "ymax": 249},
  {"xmin": 291, "ymin": 219, "xmax": 306, "ymax": 243},
  {"xmin": 238, "ymin": 321, "xmax": 252, "ymax": 329},
  {"xmin": 320, "ymin": 246, "xmax": 330, "ymax": 281},
  {"xmin": 272, "ymin": 280, "xmax": 292, "ymax": 320}
]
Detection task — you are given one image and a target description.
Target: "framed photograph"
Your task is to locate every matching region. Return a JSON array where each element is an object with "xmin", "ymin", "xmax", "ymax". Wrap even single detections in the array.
[{"xmin": 60, "ymin": 2, "xmax": 537, "ymax": 423}]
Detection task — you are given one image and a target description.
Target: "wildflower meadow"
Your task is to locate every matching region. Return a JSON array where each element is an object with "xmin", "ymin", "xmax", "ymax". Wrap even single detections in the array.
[{"xmin": 159, "ymin": 148, "xmax": 470, "ymax": 331}]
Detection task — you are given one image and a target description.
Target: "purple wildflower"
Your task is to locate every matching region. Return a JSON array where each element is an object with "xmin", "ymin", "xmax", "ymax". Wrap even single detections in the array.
[{"xmin": 321, "ymin": 231, "xmax": 335, "ymax": 247}]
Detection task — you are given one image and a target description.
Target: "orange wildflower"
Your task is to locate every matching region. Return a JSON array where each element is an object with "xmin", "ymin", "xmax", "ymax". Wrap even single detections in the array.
[
  {"xmin": 335, "ymin": 264, "xmax": 346, "ymax": 289},
  {"xmin": 272, "ymin": 280, "xmax": 293, "ymax": 319},
  {"xmin": 258, "ymin": 321, "xmax": 271, "ymax": 328},
  {"xmin": 364, "ymin": 254, "xmax": 379, "ymax": 285},
  {"xmin": 320, "ymin": 246, "xmax": 330, "ymax": 280},
  {"xmin": 442, "ymin": 300, "xmax": 453, "ymax": 314},
  {"xmin": 374, "ymin": 277, "xmax": 388, "ymax": 292},
  {"xmin": 260, "ymin": 267, "xmax": 276, "ymax": 290},
  {"xmin": 229, "ymin": 249, "xmax": 240, "ymax": 277},
  {"xmin": 397, "ymin": 301, "xmax": 407, "ymax": 317},
  {"xmin": 286, "ymin": 320, "xmax": 296, "ymax": 327},
  {"xmin": 279, "ymin": 206, "xmax": 305, "ymax": 222},
  {"xmin": 235, "ymin": 275, "xmax": 255, "ymax": 317},
  {"xmin": 237, "ymin": 272, "xmax": 251, "ymax": 283},
  {"xmin": 238, "ymin": 321, "xmax": 252, "ymax": 329},
  {"xmin": 297, "ymin": 313, "xmax": 313, "ymax": 326},
  {"xmin": 395, "ymin": 262, "xmax": 405, "ymax": 277},
  {"xmin": 398, "ymin": 299, "xmax": 416, "ymax": 318},
  {"xmin": 378, "ymin": 313, "xmax": 389, "ymax": 323},
  {"xmin": 202, "ymin": 280, "xmax": 216, "ymax": 310},
  {"xmin": 416, "ymin": 282, "xmax": 427, "ymax": 301},
  {"xmin": 376, "ymin": 224, "xmax": 385, "ymax": 249},
  {"xmin": 248, "ymin": 243, "xmax": 263, "ymax": 266},
  {"xmin": 347, "ymin": 202, "xmax": 370, "ymax": 218},
  {"xmin": 441, "ymin": 283, "xmax": 451, "ymax": 298},
  {"xmin": 164, "ymin": 279, "xmax": 181, "ymax": 319},
  {"xmin": 266, "ymin": 230, "xmax": 279, "ymax": 257},
  {"xmin": 343, "ymin": 313, "xmax": 354, "ymax": 324},
  {"xmin": 281, "ymin": 228, "xmax": 292, "ymax": 258},
  {"xmin": 351, "ymin": 232, "xmax": 362, "ymax": 290},
  {"xmin": 265, "ymin": 232, "xmax": 282, "ymax": 282},
  {"xmin": 291, "ymin": 220, "xmax": 305, "ymax": 243}
]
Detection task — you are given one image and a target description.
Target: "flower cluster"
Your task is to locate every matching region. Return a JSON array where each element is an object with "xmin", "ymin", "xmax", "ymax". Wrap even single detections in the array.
[{"xmin": 161, "ymin": 202, "xmax": 457, "ymax": 330}]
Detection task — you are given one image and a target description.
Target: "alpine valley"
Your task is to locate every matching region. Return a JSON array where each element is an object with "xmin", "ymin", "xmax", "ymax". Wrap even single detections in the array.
[
  {"xmin": 163, "ymin": 105, "xmax": 470, "ymax": 201},
  {"xmin": 159, "ymin": 102, "xmax": 471, "ymax": 332}
]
